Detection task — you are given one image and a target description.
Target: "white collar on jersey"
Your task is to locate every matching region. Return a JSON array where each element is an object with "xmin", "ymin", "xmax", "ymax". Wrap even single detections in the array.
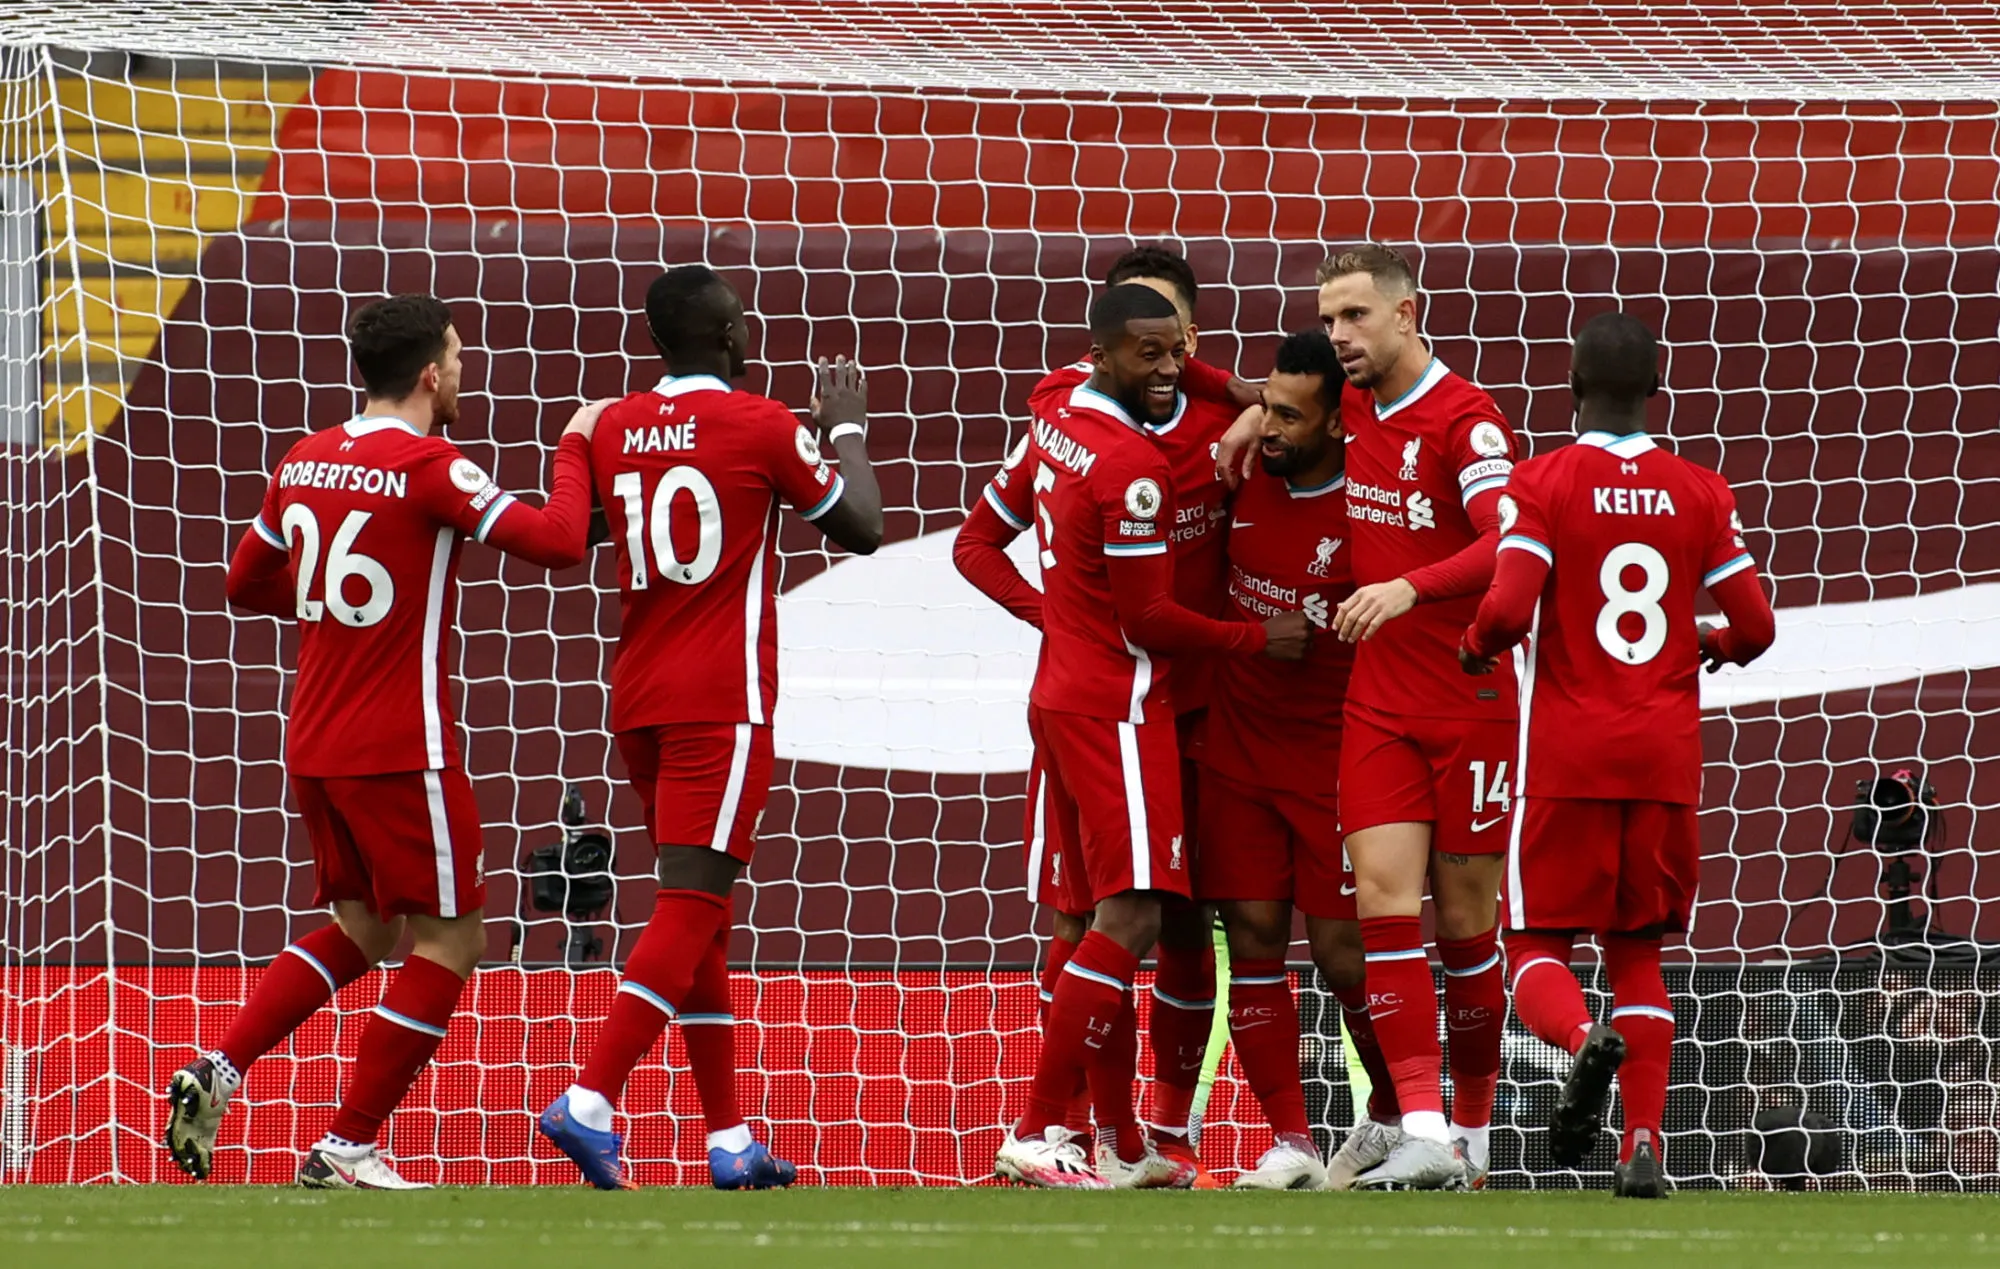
[
  {"xmin": 343, "ymin": 415, "xmax": 422, "ymax": 439},
  {"xmin": 1287, "ymin": 472, "xmax": 1347, "ymax": 499},
  {"xmin": 1576, "ymin": 429, "xmax": 1658, "ymax": 458},
  {"xmin": 653, "ymin": 373, "xmax": 734, "ymax": 398},
  {"xmin": 1373, "ymin": 356, "xmax": 1451, "ymax": 421},
  {"xmin": 1066, "ymin": 382, "xmax": 1186, "ymax": 434}
]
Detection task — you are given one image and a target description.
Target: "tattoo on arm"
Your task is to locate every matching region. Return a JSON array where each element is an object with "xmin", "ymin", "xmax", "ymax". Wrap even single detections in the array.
[{"xmin": 1438, "ymin": 852, "xmax": 1473, "ymax": 865}]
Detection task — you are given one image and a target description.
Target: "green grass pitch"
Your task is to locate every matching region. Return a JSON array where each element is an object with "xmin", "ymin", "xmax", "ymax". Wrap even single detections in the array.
[{"xmin": 3, "ymin": 1186, "xmax": 1994, "ymax": 1269}]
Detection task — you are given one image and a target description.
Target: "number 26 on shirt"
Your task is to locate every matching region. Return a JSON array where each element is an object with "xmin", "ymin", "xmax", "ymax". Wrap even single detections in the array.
[{"xmin": 613, "ymin": 467, "xmax": 723, "ymax": 588}]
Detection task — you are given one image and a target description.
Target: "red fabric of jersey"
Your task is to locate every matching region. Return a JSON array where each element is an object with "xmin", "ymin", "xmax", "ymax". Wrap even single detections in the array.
[
  {"xmin": 1467, "ymin": 431, "xmax": 1767, "ymax": 804},
  {"xmin": 234, "ymin": 421, "xmax": 592, "ymax": 777},
  {"xmin": 291, "ymin": 766, "xmax": 486, "ymax": 919},
  {"xmin": 591, "ymin": 374, "xmax": 846, "ymax": 733},
  {"xmin": 1342, "ymin": 359, "xmax": 1520, "ymax": 722}
]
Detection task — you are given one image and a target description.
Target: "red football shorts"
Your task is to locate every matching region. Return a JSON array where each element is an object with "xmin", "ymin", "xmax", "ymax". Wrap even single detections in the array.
[
  {"xmin": 1504, "ymin": 797, "xmax": 1700, "ymax": 934},
  {"xmin": 1029, "ymin": 705, "xmax": 1190, "ymax": 905},
  {"xmin": 1338, "ymin": 700, "xmax": 1518, "ymax": 857},
  {"xmin": 617, "ymin": 722, "xmax": 774, "ymax": 862},
  {"xmin": 292, "ymin": 767, "xmax": 486, "ymax": 919},
  {"xmin": 1021, "ymin": 749, "xmax": 1088, "ymax": 916},
  {"xmin": 1176, "ymin": 709, "xmax": 1204, "ymax": 866},
  {"xmin": 1194, "ymin": 765, "xmax": 1355, "ymax": 920}
]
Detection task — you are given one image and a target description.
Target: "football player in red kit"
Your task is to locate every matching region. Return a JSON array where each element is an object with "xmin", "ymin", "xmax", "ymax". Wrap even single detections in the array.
[
  {"xmin": 1460, "ymin": 313, "xmax": 1774, "ymax": 1198},
  {"xmin": 538, "ymin": 266, "xmax": 883, "ymax": 1191},
  {"xmin": 990, "ymin": 285, "xmax": 1306, "ymax": 1189},
  {"xmin": 169, "ymin": 295, "xmax": 603, "ymax": 1188},
  {"xmin": 956, "ymin": 246, "xmax": 1255, "ymax": 1181},
  {"xmin": 1188, "ymin": 329, "xmax": 1399, "ymax": 1190},
  {"xmin": 1219, "ymin": 245, "xmax": 1527, "ymax": 1188}
]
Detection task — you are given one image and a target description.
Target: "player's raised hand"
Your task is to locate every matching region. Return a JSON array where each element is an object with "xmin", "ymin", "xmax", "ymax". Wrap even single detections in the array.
[
  {"xmin": 1457, "ymin": 638, "xmax": 1499, "ymax": 676},
  {"xmin": 1212, "ymin": 403, "xmax": 1265, "ymax": 488},
  {"xmin": 1261, "ymin": 610, "xmax": 1311, "ymax": 661},
  {"xmin": 811, "ymin": 355, "xmax": 868, "ymax": 438},
  {"xmin": 1333, "ymin": 578, "xmax": 1418, "ymax": 643},
  {"xmin": 563, "ymin": 397, "xmax": 617, "ymax": 441}
]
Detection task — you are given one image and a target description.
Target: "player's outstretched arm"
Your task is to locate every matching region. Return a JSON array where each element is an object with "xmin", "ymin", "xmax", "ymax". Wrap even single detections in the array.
[
  {"xmin": 1698, "ymin": 564, "xmax": 1776, "ymax": 672},
  {"xmin": 1459, "ymin": 536, "xmax": 1549, "ymax": 673},
  {"xmin": 1106, "ymin": 550, "xmax": 1304, "ymax": 661},
  {"xmin": 459, "ymin": 400, "xmax": 609, "ymax": 570},
  {"xmin": 804, "ymin": 356, "xmax": 883, "ymax": 556},
  {"xmin": 225, "ymin": 518, "xmax": 296, "ymax": 619},
  {"xmin": 953, "ymin": 493, "xmax": 1043, "ymax": 629}
]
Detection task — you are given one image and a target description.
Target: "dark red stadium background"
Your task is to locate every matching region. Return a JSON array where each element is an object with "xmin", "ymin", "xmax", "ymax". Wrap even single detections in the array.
[{"xmin": 9, "ymin": 66, "xmax": 1999, "ymax": 1181}]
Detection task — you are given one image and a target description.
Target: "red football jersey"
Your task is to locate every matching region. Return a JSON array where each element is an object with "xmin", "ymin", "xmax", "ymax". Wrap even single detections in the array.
[
  {"xmin": 1198, "ymin": 468, "xmax": 1355, "ymax": 794},
  {"xmin": 590, "ymin": 374, "xmax": 845, "ymax": 733},
  {"xmin": 1013, "ymin": 382, "xmax": 1182, "ymax": 723},
  {"xmin": 249, "ymin": 416, "xmax": 578, "ymax": 777},
  {"xmin": 1343, "ymin": 358, "xmax": 1520, "ymax": 719},
  {"xmin": 1486, "ymin": 432, "xmax": 1756, "ymax": 804},
  {"xmin": 1031, "ymin": 362, "xmax": 1234, "ymax": 713}
]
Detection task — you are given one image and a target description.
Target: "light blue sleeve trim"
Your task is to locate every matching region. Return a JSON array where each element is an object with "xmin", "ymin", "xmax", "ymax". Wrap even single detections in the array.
[
  {"xmin": 473, "ymin": 493, "xmax": 517, "ymax": 543},
  {"xmin": 984, "ymin": 483, "xmax": 1030, "ymax": 531},
  {"xmin": 1103, "ymin": 540, "xmax": 1168, "ymax": 557},
  {"xmin": 1498, "ymin": 533, "xmax": 1554, "ymax": 566},
  {"xmin": 251, "ymin": 516, "xmax": 286, "ymax": 549},
  {"xmin": 800, "ymin": 473, "xmax": 846, "ymax": 522},
  {"xmin": 1461, "ymin": 475, "xmax": 1510, "ymax": 500},
  {"xmin": 1704, "ymin": 553, "xmax": 1756, "ymax": 587}
]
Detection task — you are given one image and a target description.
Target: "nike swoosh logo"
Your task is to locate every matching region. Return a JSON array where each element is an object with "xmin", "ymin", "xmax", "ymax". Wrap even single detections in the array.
[
  {"xmin": 1340, "ymin": 883, "xmax": 1358, "ymax": 896},
  {"xmin": 330, "ymin": 1161, "xmax": 358, "ymax": 1185},
  {"xmin": 1233, "ymin": 521, "xmax": 1254, "ymax": 528},
  {"xmin": 1084, "ymin": 1038, "xmax": 1103, "ymax": 1049},
  {"xmin": 1470, "ymin": 816, "xmax": 1508, "ymax": 833},
  {"xmin": 1370, "ymin": 1009, "xmax": 1400, "ymax": 1021},
  {"xmin": 1233, "ymin": 1019, "xmax": 1271, "ymax": 1031}
]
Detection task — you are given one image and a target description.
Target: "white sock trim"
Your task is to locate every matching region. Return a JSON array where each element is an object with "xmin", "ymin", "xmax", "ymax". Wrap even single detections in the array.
[
  {"xmin": 1401, "ymin": 1110, "xmax": 1449, "ymax": 1143},
  {"xmin": 565, "ymin": 1085, "xmax": 615, "ymax": 1133},
  {"xmin": 707, "ymin": 1123, "xmax": 753, "ymax": 1153}
]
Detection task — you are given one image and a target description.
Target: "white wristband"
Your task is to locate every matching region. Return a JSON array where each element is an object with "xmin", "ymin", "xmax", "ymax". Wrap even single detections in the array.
[{"xmin": 827, "ymin": 423, "xmax": 866, "ymax": 444}]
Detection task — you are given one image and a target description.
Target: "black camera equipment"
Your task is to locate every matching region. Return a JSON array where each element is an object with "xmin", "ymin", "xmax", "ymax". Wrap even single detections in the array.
[
  {"xmin": 508, "ymin": 783, "xmax": 617, "ymax": 967},
  {"xmin": 1833, "ymin": 767, "xmax": 1980, "ymax": 964}
]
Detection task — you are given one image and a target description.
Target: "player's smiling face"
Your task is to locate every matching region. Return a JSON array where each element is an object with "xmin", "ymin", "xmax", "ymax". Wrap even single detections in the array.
[
  {"xmin": 1319, "ymin": 273, "xmax": 1414, "ymax": 391},
  {"xmin": 1258, "ymin": 369, "xmax": 1340, "ymax": 477},
  {"xmin": 1095, "ymin": 316, "xmax": 1185, "ymax": 425}
]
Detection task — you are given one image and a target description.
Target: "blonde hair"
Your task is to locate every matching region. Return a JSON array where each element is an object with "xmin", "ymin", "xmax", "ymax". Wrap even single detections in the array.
[{"xmin": 1316, "ymin": 244, "xmax": 1417, "ymax": 299}]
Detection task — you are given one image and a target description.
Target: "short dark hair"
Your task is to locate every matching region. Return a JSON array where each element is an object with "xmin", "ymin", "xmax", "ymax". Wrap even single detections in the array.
[
  {"xmin": 1088, "ymin": 283, "xmax": 1181, "ymax": 344},
  {"xmin": 645, "ymin": 265, "xmax": 736, "ymax": 358},
  {"xmin": 1105, "ymin": 245, "xmax": 1199, "ymax": 314},
  {"xmin": 1271, "ymin": 328, "xmax": 1344, "ymax": 413},
  {"xmin": 346, "ymin": 294, "xmax": 452, "ymax": 399},
  {"xmin": 1572, "ymin": 311, "xmax": 1660, "ymax": 404},
  {"xmin": 1316, "ymin": 243, "xmax": 1417, "ymax": 298}
]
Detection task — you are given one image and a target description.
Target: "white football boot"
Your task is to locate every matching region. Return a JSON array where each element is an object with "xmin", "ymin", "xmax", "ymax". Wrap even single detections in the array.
[
  {"xmin": 1096, "ymin": 1131, "xmax": 1198, "ymax": 1189},
  {"xmin": 995, "ymin": 1125, "xmax": 1109, "ymax": 1189},
  {"xmin": 1327, "ymin": 1117, "xmax": 1403, "ymax": 1191},
  {"xmin": 1232, "ymin": 1134, "xmax": 1331, "ymax": 1191},
  {"xmin": 297, "ymin": 1144, "xmax": 433, "ymax": 1190},
  {"xmin": 1352, "ymin": 1132, "xmax": 1467, "ymax": 1191}
]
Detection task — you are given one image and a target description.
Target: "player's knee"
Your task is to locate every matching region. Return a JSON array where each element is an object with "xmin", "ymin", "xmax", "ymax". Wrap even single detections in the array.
[
  {"xmin": 407, "ymin": 909, "xmax": 486, "ymax": 978},
  {"xmin": 1219, "ymin": 903, "xmax": 1290, "ymax": 960},
  {"xmin": 1051, "ymin": 909, "xmax": 1091, "ymax": 944},
  {"xmin": 1306, "ymin": 919, "xmax": 1364, "ymax": 992},
  {"xmin": 1157, "ymin": 898, "xmax": 1213, "ymax": 949},
  {"xmin": 332, "ymin": 902, "xmax": 401, "ymax": 965},
  {"xmin": 1092, "ymin": 893, "xmax": 1163, "ymax": 956}
]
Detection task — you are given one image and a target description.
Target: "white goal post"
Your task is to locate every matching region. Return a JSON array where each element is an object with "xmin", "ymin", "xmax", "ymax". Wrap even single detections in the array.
[{"xmin": 5, "ymin": 0, "xmax": 2000, "ymax": 1188}]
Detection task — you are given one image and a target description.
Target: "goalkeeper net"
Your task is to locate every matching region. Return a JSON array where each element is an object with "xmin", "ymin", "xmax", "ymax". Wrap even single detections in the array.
[{"xmin": 5, "ymin": 0, "xmax": 2000, "ymax": 1189}]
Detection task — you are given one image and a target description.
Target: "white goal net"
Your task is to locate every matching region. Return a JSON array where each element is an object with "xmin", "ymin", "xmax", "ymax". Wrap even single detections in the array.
[{"xmin": 5, "ymin": 0, "xmax": 2000, "ymax": 1189}]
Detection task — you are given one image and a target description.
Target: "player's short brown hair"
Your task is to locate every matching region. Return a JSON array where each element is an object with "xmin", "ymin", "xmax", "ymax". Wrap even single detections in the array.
[
  {"xmin": 1316, "ymin": 244, "xmax": 1417, "ymax": 298},
  {"xmin": 1105, "ymin": 245, "xmax": 1199, "ymax": 314},
  {"xmin": 347, "ymin": 294, "xmax": 453, "ymax": 400}
]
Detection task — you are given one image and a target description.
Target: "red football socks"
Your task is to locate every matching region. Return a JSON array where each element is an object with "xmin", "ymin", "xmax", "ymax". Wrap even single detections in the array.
[
  {"xmin": 677, "ymin": 900, "xmax": 742, "ymax": 1134},
  {"xmin": 1228, "ymin": 959, "xmax": 1310, "ymax": 1139},
  {"xmin": 1438, "ymin": 929, "xmax": 1505, "ymax": 1130},
  {"xmin": 1359, "ymin": 915, "xmax": 1444, "ymax": 1118},
  {"xmin": 1505, "ymin": 930, "xmax": 1591, "ymax": 1054},
  {"xmin": 1605, "ymin": 935, "xmax": 1673, "ymax": 1163},
  {"xmin": 1094, "ymin": 990, "xmax": 1146, "ymax": 1163},
  {"xmin": 323, "ymin": 955, "xmax": 466, "ymax": 1145},
  {"xmin": 1021, "ymin": 931, "xmax": 1136, "ymax": 1142},
  {"xmin": 578, "ymin": 888, "xmax": 730, "ymax": 1104},
  {"xmin": 1329, "ymin": 978, "xmax": 1402, "ymax": 1122},
  {"xmin": 217, "ymin": 923, "xmax": 372, "ymax": 1076},
  {"xmin": 1145, "ymin": 939, "xmax": 1214, "ymax": 1137},
  {"xmin": 1039, "ymin": 933, "xmax": 1079, "ymax": 1022}
]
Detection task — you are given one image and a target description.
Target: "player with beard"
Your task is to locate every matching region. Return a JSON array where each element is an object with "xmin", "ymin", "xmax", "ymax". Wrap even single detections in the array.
[
  {"xmin": 991, "ymin": 285, "xmax": 1307, "ymax": 1188},
  {"xmin": 957, "ymin": 246, "xmax": 1255, "ymax": 1180},
  {"xmin": 1189, "ymin": 329, "xmax": 1403, "ymax": 1190},
  {"xmin": 1218, "ymin": 245, "xmax": 1520, "ymax": 1190},
  {"xmin": 169, "ymin": 295, "xmax": 603, "ymax": 1188}
]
